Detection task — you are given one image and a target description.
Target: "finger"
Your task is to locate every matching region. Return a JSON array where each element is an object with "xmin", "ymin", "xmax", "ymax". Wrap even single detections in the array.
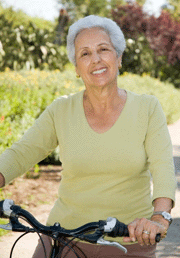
[
  {"xmin": 128, "ymin": 219, "xmax": 139, "ymax": 242},
  {"xmin": 142, "ymin": 230, "xmax": 151, "ymax": 246},
  {"xmin": 123, "ymin": 237, "xmax": 132, "ymax": 243},
  {"xmin": 149, "ymin": 223, "xmax": 163, "ymax": 245},
  {"xmin": 135, "ymin": 228, "xmax": 144, "ymax": 245},
  {"xmin": 149, "ymin": 229, "xmax": 158, "ymax": 245},
  {"xmin": 135, "ymin": 218, "xmax": 150, "ymax": 246}
]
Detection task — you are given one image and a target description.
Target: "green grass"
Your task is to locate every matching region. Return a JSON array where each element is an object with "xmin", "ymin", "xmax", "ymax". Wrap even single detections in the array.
[{"xmin": 0, "ymin": 218, "xmax": 9, "ymax": 237}]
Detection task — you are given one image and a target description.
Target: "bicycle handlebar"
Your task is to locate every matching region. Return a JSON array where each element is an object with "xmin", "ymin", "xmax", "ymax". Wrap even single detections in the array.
[{"xmin": 0, "ymin": 199, "xmax": 162, "ymax": 255}]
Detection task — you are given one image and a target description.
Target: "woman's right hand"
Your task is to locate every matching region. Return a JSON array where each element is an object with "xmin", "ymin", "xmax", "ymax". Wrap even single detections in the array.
[
  {"xmin": 0, "ymin": 173, "xmax": 5, "ymax": 188},
  {"xmin": 123, "ymin": 217, "xmax": 167, "ymax": 246}
]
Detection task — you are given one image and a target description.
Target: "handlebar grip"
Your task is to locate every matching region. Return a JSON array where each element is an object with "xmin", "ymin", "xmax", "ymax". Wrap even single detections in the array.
[
  {"xmin": 108, "ymin": 219, "xmax": 161, "ymax": 243},
  {"xmin": 0, "ymin": 200, "xmax": 4, "ymax": 217},
  {"xmin": 108, "ymin": 219, "xmax": 129, "ymax": 237},
  {"xmin": 0, "ymin": 199, "xmax": 14, "ymax": 218}
]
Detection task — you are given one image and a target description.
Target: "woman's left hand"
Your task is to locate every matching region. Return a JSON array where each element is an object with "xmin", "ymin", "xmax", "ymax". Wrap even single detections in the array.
[{"xmin": 123, "ymin": 218, "xmax": 168, "ymax": 246}]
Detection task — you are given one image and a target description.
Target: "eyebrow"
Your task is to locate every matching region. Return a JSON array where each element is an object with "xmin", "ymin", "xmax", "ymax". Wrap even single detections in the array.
[{"xmin": 77, "ymin": 43, "xmax": 111, "ymax": 52}]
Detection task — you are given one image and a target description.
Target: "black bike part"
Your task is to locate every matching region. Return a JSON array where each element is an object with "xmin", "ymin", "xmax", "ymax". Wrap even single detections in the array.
[
  {"xmin": 78, "ymin": 228, "xmax": 103, "ymax": 244},
  {"xmin": 10, "ymin": 205, "xmax": 56, "ymax": 235},
  {"xmin": 107, "ymin": 220, "xmax": 129, "ymax": 237},
  {"xmin": 50, "ymin": 240, "xmax": 61, "ymax": 258},
  {"xmin": 10, "ymin": 205, "xmax": 106, "ymax": 239},
  {"xmin": 0, "ymin": 200, "xmax": 9, "ymax": 218},
  {"xmin": 155, "ymin": 233, "xmax": 161, "ymax": 242},
  {"xmin": 10, "ymin": 232, "xmax": 29, "ymax": 258},
  {"xmin": 9, "ymin": 231, "xmax": 48, "ymax": 258},
  {"xmin": 56, "ymin": 237, "xmax": 83, "ymax": 258},
  {"xmin": 10, "ymin": 216, "xmax": 35, "ymax": 233},
  {"xmin": 0, "ymin": 200, "xmax": 4, "ymax": 217},
  {"xmin": 11, "ymin": 215, "xmax": 47, "ymax": 258},
  {"xmin": 59, "ymin": 220, "xmax": 106, "ymax": 238},
  {"xmin": 37, "ymin": 232, "xmax": 48, "ymax": 258},
  {"xmin": 108, "ymin": 220, "xmax": 162, "ymax": 243},
  {"xmin": 57, "ymin": 237, "xmax": 76, "ymax": 257},
  {"xmin": 50, "ymin": 237, "xmax": 82, "ymax": 258}
]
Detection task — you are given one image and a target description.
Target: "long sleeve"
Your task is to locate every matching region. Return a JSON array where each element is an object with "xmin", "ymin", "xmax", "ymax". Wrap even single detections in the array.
[
  {"xmin": 144, "ymin": 96, "xmax": 177, "ymax": 204},
  {"xmin": 0, "ymin": 105, "xmax": 58, "ymax": 185}
]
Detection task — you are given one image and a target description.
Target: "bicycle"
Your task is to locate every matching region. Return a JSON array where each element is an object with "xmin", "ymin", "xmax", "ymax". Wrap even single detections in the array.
[{"xmin": 0, "ymin": 199, "xmax": 161, "ymax": 258}]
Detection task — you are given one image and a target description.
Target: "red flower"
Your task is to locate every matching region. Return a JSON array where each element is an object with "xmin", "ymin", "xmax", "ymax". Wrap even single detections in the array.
[{"xmin": 0, "ymin": 116, "xmax": 5, "ymax": 122}]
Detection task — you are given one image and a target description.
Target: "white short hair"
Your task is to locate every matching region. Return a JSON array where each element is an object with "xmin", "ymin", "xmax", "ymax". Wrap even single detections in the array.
[{"xmin": 67, "ymin": 15, "xmax": 126, "ymax": 65}]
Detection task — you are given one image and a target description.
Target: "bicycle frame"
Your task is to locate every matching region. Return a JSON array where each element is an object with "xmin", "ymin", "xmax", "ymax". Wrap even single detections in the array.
[{"xmin": 50, "ymin": 240, "xmax": 60, "ymax": 258}]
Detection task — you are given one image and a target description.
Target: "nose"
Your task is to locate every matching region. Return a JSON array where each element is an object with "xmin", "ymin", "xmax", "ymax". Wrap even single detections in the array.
[{"xmin": 91, "ymin": 51, "xmax": 101, "ymax": 64}]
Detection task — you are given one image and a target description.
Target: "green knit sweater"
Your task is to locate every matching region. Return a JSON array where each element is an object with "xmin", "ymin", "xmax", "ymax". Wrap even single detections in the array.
[{"xmin": 0, "ymin": 90, "xmax": 176, "ymax": 244}]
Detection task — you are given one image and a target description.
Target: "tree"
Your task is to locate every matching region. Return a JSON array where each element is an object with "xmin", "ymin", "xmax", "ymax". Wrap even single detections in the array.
[
  {"xmin": 168, "ymin": 0, "xmax": 180, "ymax": 19},
  {"xmin": 57, "ymin": 0, "xmax": 145, "ymax": 20},
  {"xmin": 58, "ymin": 0, "xmax": 111, "ymax": 19},
  {"xmin": 0, "ymin": 14, "xmax": 69, "ymax": 71},
  {"xmin": 112, "ymin": 3, "xmax": 180, "ymax": 87}
]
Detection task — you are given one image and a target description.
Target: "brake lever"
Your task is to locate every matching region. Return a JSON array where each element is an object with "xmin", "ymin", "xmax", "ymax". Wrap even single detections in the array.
[
  {"xmin": 97, "ymin": 237, "xmax": 127, "ymax": 253},
  {"xmin": 97, "ymin": 217, "xmax": 127, "ymax": 253},
  {"xmin": 77, "ymin": 228, "xmax": 127, "ymax": 253},
  {"xmin": 0, "ymin": 223, "xmax": 12, "ymax": 230},
  {"xmin": 77, "ymin": 217, "xmax": 127, "ymax": 253}
]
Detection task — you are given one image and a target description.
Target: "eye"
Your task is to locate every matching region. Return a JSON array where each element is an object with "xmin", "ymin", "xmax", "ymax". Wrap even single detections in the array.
[
  {"xmin": 101, "ymin": 47, "xmax": 109, "ymax": 51},
  {"xmin": 81, "ymin": 52, "xmax": 88, "ymax": 57}
]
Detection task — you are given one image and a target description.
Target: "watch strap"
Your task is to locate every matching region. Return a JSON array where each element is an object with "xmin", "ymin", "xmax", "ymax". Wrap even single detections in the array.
[{"xmin": 152, "ymin": 211, "xmax": 172, "ymax": 224}]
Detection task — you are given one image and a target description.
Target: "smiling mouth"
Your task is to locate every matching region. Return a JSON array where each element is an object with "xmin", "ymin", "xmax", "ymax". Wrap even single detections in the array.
[{"xmin": 92, "ymin": 68, "xmax": 107, "ymax": 75}]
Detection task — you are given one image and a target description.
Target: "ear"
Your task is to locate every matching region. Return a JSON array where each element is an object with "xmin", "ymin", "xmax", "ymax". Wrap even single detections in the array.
[
  {"xmin": 118, "ymin": 55, "xmax": 122, "ymax": 68},
  {"xmin": 75, "ymin": 66, "xmax": 80, "ymax": 77}
]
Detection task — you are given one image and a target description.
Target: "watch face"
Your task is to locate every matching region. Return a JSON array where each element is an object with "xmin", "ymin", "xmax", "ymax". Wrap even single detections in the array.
[{"xmin": 162, "ymin": 211, "xmax": 172, "ymax": 221}]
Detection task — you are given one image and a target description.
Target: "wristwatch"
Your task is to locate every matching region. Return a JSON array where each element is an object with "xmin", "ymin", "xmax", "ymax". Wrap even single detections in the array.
[{"xmin": 152, "ymin": 211, "xmax": 172, "ymax": 225}]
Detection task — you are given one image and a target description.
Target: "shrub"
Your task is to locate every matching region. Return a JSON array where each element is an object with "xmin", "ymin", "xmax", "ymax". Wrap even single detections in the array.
[
  {"xmin": 121, "ymin": 36, "xmax": 155, "ymax": 75},
  {"xmin": 0, "ymin": 14, "xmax": 69, "ymax": 71},
  {"xmin": 0, "ymin": 69, "xmax": 84, "ymax": 156},
  {"xmin": 119, "ymin": 73, "xmax": 180, "ymax": 124}
]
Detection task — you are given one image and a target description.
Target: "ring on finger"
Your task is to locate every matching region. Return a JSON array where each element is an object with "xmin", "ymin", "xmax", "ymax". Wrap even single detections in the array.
[{"xmin": 142, "ymin": 230, "xmax": 150, "ymax": 235}]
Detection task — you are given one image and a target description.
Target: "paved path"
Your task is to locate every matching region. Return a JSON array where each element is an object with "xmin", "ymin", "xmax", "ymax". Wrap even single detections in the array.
[
  {"xmin": 155, "ymin": 119, "xmax": 180, "ymax": 257},
  {"xmin": 0, "ymin": 120, "xmax": 180, "ymax": 257}
]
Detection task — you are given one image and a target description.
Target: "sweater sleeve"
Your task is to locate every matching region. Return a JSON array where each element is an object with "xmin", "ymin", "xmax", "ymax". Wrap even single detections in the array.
[
  {"xmin": 144, "ymin": 96, "xmax": 177, "ymax": 205},
  {"xmin": 0, "ymin": 104, "xmax": 58, "ymax": 185}
]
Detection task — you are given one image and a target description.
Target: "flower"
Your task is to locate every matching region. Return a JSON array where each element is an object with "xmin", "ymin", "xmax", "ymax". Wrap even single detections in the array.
[
  {"xmin": 0, "ymin": 116, "xmax": 5, "ymax": 122},
  {"xmin": 127, "ymin": 39, "xmax": 135, "ymax": 45}
]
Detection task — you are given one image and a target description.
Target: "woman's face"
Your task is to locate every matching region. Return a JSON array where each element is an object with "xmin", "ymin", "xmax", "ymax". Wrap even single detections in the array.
[{"xmin": 75, "ymin": 27, "xmax": 122, "ymax": 90}]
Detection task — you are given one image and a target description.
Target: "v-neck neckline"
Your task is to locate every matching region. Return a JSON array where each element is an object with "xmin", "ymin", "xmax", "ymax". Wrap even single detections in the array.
[{"xmin": 80, "ymin": 89, "xmax": 130, "ymax": 136}]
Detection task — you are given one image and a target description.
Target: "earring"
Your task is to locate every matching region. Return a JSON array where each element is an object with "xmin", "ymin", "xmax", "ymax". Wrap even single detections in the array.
[{"xmin": 76, "ymin": 74, "xmax": 80, "ymax": 78}]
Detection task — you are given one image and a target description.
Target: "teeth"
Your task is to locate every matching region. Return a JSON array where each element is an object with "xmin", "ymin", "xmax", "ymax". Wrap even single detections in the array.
[{"xmin": 92, "ymin": 68, "xmax": 106, "ymax": 75}]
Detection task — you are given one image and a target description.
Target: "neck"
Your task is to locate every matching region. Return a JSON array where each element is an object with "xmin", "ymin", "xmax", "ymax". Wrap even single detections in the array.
[{"xmin": 83, "ymin": 86, "xmax": 123, "ymax": 113}]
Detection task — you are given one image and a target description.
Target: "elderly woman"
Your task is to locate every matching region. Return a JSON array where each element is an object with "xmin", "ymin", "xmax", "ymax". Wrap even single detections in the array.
[{"xmin": 0, "ymin": 15, "xmax": 176, "ymax": 258}]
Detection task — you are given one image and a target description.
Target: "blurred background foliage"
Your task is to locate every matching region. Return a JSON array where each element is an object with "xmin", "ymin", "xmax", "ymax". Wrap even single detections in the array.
[
  {"xmin": 112, "ymin": 4, "xmax": 180, "ymax": 87},
  {"xmin": 0, "ymin": 3, "xmax": 68, "ymax": 71},
  {"xmin": 0, "ymin": 1, "xmax": 180, "ymax": 86},
  {"xmin": 0, "ymin": 4, "xmax": 54, "ymax": 29},
  {"xmin": 58, "ymin": 0, "xmax": 146, "ymax": 19},
  {"xmin": 168, "ymin": 0, "xmax": 180, "ymax": 19}
]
